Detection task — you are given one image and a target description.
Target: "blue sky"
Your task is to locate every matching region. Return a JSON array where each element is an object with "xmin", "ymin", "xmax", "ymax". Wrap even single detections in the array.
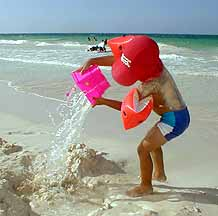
[{"xmin": 0, "ymin": 0, "xmax": 218, "ymax": 34}]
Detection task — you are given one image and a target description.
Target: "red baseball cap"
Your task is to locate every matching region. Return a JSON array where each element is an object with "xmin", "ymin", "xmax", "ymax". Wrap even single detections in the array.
[{"xmin": 111, "ymin": 35, "xmax": 163, "ymax": 86}]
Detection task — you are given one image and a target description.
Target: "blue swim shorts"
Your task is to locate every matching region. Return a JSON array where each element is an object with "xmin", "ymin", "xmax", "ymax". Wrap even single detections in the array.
[{"xmin": 157, "ymin": 107, "xmax": 190, "ymax": 141}]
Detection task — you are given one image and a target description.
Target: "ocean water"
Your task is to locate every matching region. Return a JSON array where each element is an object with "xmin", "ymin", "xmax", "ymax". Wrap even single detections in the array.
[{"xmin": 0, "ymin": 33, "xmax": 218, "ymax": 101}]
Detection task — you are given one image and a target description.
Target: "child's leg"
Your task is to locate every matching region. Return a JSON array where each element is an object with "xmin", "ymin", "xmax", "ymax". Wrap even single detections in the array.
[
  {"xmin": 126, "ymin": 125, "xmax": 167, "ymax": 197},
  {"xmin": 151, "ymin": 147, "xmax": 167, "ymax": 182}
]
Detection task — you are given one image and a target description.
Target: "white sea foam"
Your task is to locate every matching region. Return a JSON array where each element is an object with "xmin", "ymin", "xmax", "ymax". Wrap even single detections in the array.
[
  {"xmin": 212, "ymin": 56, "xmax": 218, "ymax": 61},
  {"xmin": 174, "ymin": 71, "xmax": 218, "ymax": 77},
  {"xmin": 193, "ymin": 57, "xmax": 205, "ymax": 62},
  {"xmin": 160, "ymin": 54, "xmax": 187, "ymax": 60},
  {"xmin": 34, "ymin": 41, "xmax": 88, "ymax": 48},
  {"xmin": 158, "ymin": 42, "xmax": 172, "ymax": 48},
  {"xmin": 0, "ymin": 57, "xmax": 79, "ymax": 67},
  {"xmin": 35, "ymin": 42, "xmax": 54, "ymax": 47},
  {"xmin": 158, "ymin": 42, "xmax": 180, "ymax": 50},
  {"xmin": 60, "ymin": 42, "xmax": 87, "ymax": 47},
  {"xmin": 0, "ymin": 40, "xmax": 27, "ymax": 45},
  {"xmin": 158, "ymin": 42, "xmax": 190, "ymax": 52}
]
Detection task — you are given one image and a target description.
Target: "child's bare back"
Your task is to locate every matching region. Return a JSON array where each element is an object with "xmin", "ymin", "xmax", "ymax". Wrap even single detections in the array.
[{"xmin": 137, "ymin": 66, "xmax": 186, "ymax": 116}]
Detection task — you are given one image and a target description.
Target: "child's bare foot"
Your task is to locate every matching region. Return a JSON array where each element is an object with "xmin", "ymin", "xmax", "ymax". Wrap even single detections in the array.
[
  {"xmin": 126, "ymin": 185, "xmax": 153, "ymax": 197},
  {"xmin": 152, "ymin": 173, "xmax": 167, "ymax": 182}
]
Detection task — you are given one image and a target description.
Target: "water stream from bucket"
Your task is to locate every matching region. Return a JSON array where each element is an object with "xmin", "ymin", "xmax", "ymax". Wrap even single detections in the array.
[{"xmin": 34, "ymin": 91, "xmax": 91, "ymax": 182}]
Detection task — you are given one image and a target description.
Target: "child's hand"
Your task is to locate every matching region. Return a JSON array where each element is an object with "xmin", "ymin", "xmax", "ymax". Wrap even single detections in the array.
[
  {"xmin": 92, "ymin": 97, "xmax": 105, "ymax": 108},
  {"xmin": 78, "ymin": 59, "xmax": 93, "ymax": 75}
]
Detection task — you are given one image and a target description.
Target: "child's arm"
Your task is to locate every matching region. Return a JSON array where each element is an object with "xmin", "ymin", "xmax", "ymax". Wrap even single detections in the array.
[
  {"xmin": 93, "ymin": 97, "xmax": 122, "ymax": 111},
  {"xmin": 137, "ymin": 81, "xmax": 157, "ymax": 100},
  {"xmin": 79, "ymin": 55, "xmax": 115, "ymax": 74}
]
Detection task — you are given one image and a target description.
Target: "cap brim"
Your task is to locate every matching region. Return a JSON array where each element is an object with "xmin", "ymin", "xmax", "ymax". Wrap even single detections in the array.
[{"xmin": 112, "ymin": 58, "xmax": 137, "ymax": 86}]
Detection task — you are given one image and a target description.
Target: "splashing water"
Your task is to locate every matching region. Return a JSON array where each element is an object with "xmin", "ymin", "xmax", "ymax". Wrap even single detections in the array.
[
  {"xmin": 33, "ymin": 91, "xmax": 91, "ymax": 182},
  {"xmin": 50, "ymin": 92, "xmax": 90, "ymax": 172}
]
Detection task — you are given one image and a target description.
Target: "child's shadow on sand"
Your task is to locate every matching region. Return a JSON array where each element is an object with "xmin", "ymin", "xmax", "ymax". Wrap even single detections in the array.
[
  {"xmin": 152, "ymin": 184, "xmax": 218, "ymax": 205},
  {"xmin": 119, "ymin": 184, "xmax": 218, "ymax": 205}
]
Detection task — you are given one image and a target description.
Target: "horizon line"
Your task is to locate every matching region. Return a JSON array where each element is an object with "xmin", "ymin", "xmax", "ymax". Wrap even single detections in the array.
[{"xmin": 0, "ymin": 32, "xmax": 218, "ymax": 36}]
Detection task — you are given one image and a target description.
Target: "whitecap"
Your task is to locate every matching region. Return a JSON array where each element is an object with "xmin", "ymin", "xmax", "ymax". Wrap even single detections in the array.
[
  {"xmin": 0, "ymin": 56, "xmax": 79, "ymax": 67},
  {"xmin": 0, "ymin": 40, "xmax": 27, "ymax": 45},
  {"xmin": 160, "ymin": 54, "xmax": 187, "ymax": 60},
  {"xmin": 35, "ymin": 42, "xmax": 54, "ymax": 47},
  {"xmin": 60, "ymin": 42, "xmax": 88, "ymax": 47}
]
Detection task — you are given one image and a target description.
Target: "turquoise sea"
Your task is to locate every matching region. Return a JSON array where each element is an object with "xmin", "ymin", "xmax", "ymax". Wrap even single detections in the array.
[{"xmin": 0, "ymin": 33, "xmax": 218, "ymax": 100}]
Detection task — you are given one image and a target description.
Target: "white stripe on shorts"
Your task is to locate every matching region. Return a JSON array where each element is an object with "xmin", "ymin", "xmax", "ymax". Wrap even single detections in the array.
[{"xmin": 157, "ymin": 122, "xmax": 174, "ymax": 136}]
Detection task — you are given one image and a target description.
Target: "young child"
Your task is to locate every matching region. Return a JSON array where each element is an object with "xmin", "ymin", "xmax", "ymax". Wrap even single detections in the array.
[{"xmin": 78, "ymin": 35, "xmax": 190, "ymax": 197}]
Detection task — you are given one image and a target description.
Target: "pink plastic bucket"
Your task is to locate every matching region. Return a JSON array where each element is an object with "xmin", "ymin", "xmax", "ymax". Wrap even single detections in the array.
[{"xmin": 71, "ymin": 65, "xmax": 110, "ymax": 105}]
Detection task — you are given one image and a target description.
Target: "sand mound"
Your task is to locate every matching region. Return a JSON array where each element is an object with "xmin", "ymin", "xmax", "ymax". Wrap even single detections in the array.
[
  {"xmin": 18, "ymin": 143, "xmax": 125, "ymax": 197},
  {"xmin": 1, "ymin": 142, "xmax": 125, "ymax": 206},
  {"xmin": 61, "ymin": 143, "xmax": 124, "ymax": 190}
]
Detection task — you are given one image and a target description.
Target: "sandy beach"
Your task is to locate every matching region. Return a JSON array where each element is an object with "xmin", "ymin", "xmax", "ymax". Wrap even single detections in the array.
[
  {"xmin": 1, "ymin": 70, "xmax": 218, "ymax": 216},
  {"xmin": 0, "ymin": 32, "xmax": 218, "ymax": 216}
]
